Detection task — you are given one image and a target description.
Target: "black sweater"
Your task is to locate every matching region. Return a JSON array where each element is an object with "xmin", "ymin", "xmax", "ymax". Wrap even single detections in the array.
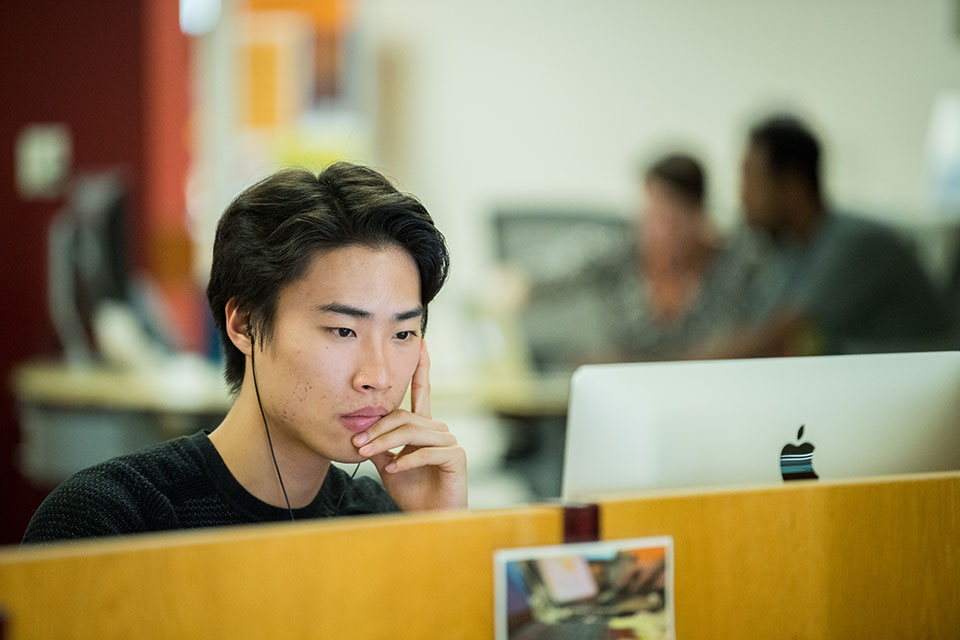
[{"xmin": 22, "ymin": 431, "xmax": 399, "ymax": 544}]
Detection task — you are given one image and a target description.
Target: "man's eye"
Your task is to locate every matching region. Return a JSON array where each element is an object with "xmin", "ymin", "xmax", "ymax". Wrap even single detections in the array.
[
  {"xmin": 335, "ymin": 328, "xmax": 356, "ymax": 338},
  {"xmin": 395, "ymin": 331, "xmax": 416, "ymax": 340}
]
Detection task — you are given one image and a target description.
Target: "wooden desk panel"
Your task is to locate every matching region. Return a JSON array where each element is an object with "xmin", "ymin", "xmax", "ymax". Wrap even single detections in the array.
[
  {"xmin": 599, "ymin": 472, "xmax": 960, "ymax": 639},
  {"xmin": 0, "ymin": 507, "xmax": 563, "ymax": 640},
  {"xmin": 4, "ymin": 475, "xmax": 956, "ymax": 638}
]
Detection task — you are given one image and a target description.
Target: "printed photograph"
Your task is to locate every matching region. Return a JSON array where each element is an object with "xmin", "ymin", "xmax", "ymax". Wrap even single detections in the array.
[{"xmin": 495, "ymin": 536, "xmax": 674, "ymax": 640}]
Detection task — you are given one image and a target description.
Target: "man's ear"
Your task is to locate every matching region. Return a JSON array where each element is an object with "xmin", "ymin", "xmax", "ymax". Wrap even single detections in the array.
[{"xmin": 224, "ymin": 298, "xmax": 253, "ymax": 356}]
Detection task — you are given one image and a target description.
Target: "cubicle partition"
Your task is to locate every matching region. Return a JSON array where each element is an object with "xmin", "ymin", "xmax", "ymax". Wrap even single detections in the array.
[
  {"xmin": 599, "ymin": 471, "xmax": 960, "ymax": 638},
  {"xmin": 1, "ymin": 472, "xmax": 958, "ymax": 639},
  {"xmin": 0, "ymin": 507, "xmax": 563, "ymax": 639}
]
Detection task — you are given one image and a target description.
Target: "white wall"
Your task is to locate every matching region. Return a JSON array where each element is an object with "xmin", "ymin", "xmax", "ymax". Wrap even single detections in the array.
[
  {"xmin": 368, "ymin": 0, "xmax": 960, "ymax": 372},
  {"xmin": 373, "ymin": 0, "xmax": 960, "ymax": 258}
]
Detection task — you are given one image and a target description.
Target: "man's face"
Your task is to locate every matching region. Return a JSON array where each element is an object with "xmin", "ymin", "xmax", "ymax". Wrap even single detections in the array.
[
  {"xmin": 639, "ymin": 176, "xmax": 700, "ymax": 267},
  {"xmin": 252, "ymin": 244, "xmax": 423, "ymax": 464},
  {"xmin": 740, "ymin": 143, "xmax": 783, "ymax": 232}
]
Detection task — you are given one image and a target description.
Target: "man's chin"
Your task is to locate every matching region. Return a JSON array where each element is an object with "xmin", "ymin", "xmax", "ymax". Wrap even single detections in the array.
[{"xmin": 333, "ymin": 451, "xmax": 369, "ymax": 466}]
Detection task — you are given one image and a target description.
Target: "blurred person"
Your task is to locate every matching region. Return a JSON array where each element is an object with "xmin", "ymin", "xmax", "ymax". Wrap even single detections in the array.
[
  {"xmin": 699, "ymin": 115, "xmax": 953, "ymax": 358},
  {"xmin": 23, "ymin": 163, "xmax": 467, "ymax": 543},
  {"xmin": 519, "ymin": 153, "xmax": 759, "ymax": 365},
  {"xmin": 638, "ymin": 155, "xmax": 729, "ymax": 332}
]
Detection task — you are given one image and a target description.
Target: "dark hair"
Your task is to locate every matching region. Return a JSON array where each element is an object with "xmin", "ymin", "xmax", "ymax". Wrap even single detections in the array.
[
  {"xmin": 206, "ymin": 162, "xmax": 450, "ymax": 393},
  {"xmin": 749, "ymin": 114, "xmax": 822, "ymax": 196},
  {"xmin": 645, "ymin": 153, "xmax": 706, "ymax": 209}
]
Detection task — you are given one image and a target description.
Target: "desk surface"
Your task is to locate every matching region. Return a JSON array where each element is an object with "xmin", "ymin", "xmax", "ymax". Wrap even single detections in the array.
[
  {"xmin": 10, "ymin": 359, "xmax": 571, "ymax": 417},
  {"xmin": 10, "ymin": 358, "xmax": 234, "ymax": 414}
]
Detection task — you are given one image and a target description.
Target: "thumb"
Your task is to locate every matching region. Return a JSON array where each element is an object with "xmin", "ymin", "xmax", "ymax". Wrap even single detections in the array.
[{"xmin": 368, "ymin": 450, "xmax": 396, "ymax": 475}]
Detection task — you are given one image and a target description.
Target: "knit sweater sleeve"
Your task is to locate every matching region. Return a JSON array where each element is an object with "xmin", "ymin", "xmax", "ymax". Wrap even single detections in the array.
[{"xmin": 22, "ymin": 461, "xmax": 178, "ymax": 544}]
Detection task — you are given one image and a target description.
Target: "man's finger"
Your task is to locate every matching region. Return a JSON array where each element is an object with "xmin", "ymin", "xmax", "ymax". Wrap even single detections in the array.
[
  {"xmin": 367, "ymin": 450, "xmax": 397, "ymax": 475},
  {"xmin": 351, "ymin": 409, "xmax": 448, "ymax": 449},
  {"xmin": 384, "ymin": 445, "xmax": 467, "ymax": 474},
  {"xmin": 356, "ymin": 424, "xmax": 457, "ymax": 458},
  {"xmin": 410, "ymin": 338, "xmax": 431, "ymax": 418}
]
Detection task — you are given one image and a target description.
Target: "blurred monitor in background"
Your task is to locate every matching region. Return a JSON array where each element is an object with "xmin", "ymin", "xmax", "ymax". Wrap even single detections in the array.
[
  {"xmin": 48, "ymin": 171, "xmax": 171, "ymax": 366},
  {"xmin": 497, "ymin": 153, "xmax": 760, "ymax": 373},
  {"xmin": 491, "ymin": 208, "xmax": 630, "ymax": 372},
  {"xmin": 697, "ymin": 114, "xmax": 955, "ymax": 358}
]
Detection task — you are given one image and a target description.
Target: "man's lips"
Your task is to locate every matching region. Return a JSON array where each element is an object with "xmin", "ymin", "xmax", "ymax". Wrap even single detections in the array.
[{"xmin": 339, "ymin": 406, "xmax": 388, "ymax": 433}]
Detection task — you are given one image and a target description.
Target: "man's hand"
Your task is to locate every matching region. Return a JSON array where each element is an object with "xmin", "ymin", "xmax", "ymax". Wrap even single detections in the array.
[{"xmin": 351, "ymin": 340, "xmax": 468, "ymax": 511}]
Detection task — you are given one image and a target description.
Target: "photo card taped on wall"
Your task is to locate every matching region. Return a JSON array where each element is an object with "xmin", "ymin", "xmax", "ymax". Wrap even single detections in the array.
[{"xmin": 494, "ymin": 536, "xmax": 674, "ymax": 640}]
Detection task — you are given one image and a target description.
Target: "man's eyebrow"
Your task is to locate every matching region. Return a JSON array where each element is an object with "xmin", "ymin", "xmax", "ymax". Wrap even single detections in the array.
[
  {"xmin": 315, "ymin": 303, "xmax": 423, "ymax": 322},
  {"xmin": 315, "ymin": 303, "xmax": 371, "ymax": 319},
  {"xmin": 394, "ymin": 306, "xmax": 424, "ymax": 322}
]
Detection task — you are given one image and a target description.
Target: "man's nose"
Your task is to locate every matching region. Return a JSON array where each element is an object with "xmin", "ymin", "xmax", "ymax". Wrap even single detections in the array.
[{"xmin": 352, "ymin": 339, "xmax": 391, "ymax": 391}]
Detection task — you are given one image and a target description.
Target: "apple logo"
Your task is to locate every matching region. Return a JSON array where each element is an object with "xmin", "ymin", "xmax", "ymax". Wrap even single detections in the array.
[{"xmin": 780, "ymin": 425, "xmax": 819, "ymax": 481}]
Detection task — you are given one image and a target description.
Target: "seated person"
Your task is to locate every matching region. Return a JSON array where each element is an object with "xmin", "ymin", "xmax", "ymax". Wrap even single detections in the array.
[
  {"xmin": 23, "ymin": 163, "xmax": 467, "ymax": 543},
  {"xmin": 698, "ymin": 115, "xmax": 953, "ymax": 358},
  {"xmin": 519, "ymin": 153, "xmax": 759, "ymax": 365}
]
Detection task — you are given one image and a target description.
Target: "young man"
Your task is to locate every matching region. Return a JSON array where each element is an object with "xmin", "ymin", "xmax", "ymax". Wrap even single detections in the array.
[{"xmin": 23, "ymin": 163, "xmax": 467, "ymax": 543}]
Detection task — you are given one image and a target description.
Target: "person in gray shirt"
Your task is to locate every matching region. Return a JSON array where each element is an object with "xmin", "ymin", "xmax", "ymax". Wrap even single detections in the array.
[{"xmin": 702, "ymin": 115, "xmax": 953, "ymax": 358}]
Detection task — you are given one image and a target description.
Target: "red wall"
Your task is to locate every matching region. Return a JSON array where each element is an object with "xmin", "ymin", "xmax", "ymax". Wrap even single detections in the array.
[{"xmin": 0, "ymin": 0, "xmax": 189, "ymax": 543}]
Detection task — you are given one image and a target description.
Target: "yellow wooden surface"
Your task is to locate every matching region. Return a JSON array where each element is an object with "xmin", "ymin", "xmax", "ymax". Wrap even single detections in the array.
[
  {"xmin": 0, "ymin": 507, "xmax": 563, "ymax": 640},
  {"xmin": 600, "ymin": 471, "xmax": 960, "ymax": 639},
  {"xmin": 6, "ymin": 474, "xmax": 955, "ymax": 639}
]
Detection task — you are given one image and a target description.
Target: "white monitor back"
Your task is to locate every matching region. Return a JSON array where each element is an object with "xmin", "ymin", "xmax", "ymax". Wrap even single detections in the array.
[{"xmin": 561, "ymin": 352, "xmax": 960, "ymax": 500}]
